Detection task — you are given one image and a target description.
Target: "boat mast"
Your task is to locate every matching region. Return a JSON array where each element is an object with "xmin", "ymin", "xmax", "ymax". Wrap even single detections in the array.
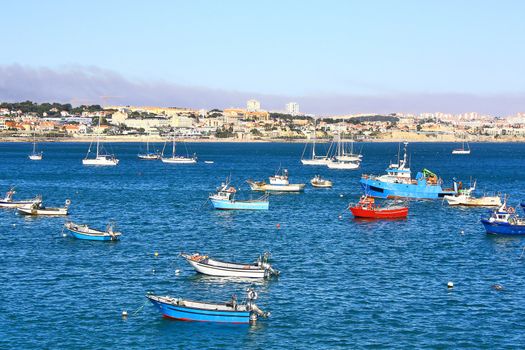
[
  {"xmin": 172, "ymin": 136, "xmax": 176, "ymax": 158},
  {"xmin": 311, "ymin": 118, "xmax": 316, "ymax": 159},
  {"xmin": 96, "ymin": 116, "xmax": 101, "ymax": 157},
  {"xmin": 32, "ymin": 132, "xmax": 37, "ymax": 154}
]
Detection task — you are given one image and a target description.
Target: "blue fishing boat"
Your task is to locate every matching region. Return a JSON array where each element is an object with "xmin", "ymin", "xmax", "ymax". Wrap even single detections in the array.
[
  {"xmin": 209, "ymin": 179, "xmax": 269, "ymax": 210},
  {"xmin": 146, "ymin": 288, "xmax": 269, "ymax": 324},
  {"xmin": 64, "ymin": 221, "xmax": 121, "ymax": 241},
  {"xmin": 359, "ymin": 142, "xmax": 458, "ymax": 199},
  {"xmin": 481, "ymin": 201, "xmax": 525, "ymax": 235}
]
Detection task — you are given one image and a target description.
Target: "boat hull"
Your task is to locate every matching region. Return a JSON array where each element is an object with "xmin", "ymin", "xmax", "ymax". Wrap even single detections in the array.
[
  {"xmin": 452, "ymin": 150, "xmax": 471, "ymax": 155},
  {"xmin": 68, "ymin": 230, "xmax": 118, "ymax": 241},
  {"xmin": 360, "ymin": 178, "xmax": 455, "ymax": 200},
  {"xmin": 327, "ymin": 162, "xmax": 360, "ymax": 169},
  {"xmin": 138, "ymin": 154, "xmax": 160, "ymax": 160},
  {"xmin": 210, "ymin": 198, "xmax": 269, "ymax": 210},
  {"xmin": 311, "ymin": 181, "xmax": 333, "ymax": 188},
  {"xmin": 481, "ymin": 219, "xmax": 525, "ymax": 235},
  {"xmin": 248, "ymin": 182, "xmax": 305, "ymax": 192},
  {"xmin": 18, "ymin": 207, "xmax": 68, "ymax": 216},
  {"xmin": 0, "ymin": 200, "xmax": 40, "ymax": 208},
  {"xmin": 301, "ymin": 159, "xmax": 330, "ymax": 166},
  {"xmin": 186, "ymin": 259, "xmax": 266, "ymax": 278},
  {"xmin": 147, "ymin": 296, "xmax": 251, "ymax": 323},
  {"xmin": 29, "ymin": 154, "xmax": 43, "ymax": 161},
  {"xmin": 350, "ymin": 206, "xmax": 408, "ymax": 219},
  {"xmin": 445, "ymin": 195, "xmax": 501, "ymax": 207},
  {"xmin": 82, "ymin": 157, "xmax": 119, "ymax": 166},
  {"xmin": 161, "ymin": 158, "xmax": 196, "ymax": 164}
]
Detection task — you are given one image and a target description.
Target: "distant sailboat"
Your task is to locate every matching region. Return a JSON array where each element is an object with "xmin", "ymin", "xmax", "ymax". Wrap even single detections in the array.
[
  {"xmin": 301, "ymin": 121, "xmax": 330, "ymax": 165},
  {"xmin": 161, "ymin": 137, "xmax": 197, "ymax": 164},
  {"xmin": 28, "ymin": 132, "xmax": 43, "ymax": 161},
  {"xmin": 138, "ymin": 134, "xmax": 160, "ymax": 160},
  {"xmin": 326, "ymin": 134, "xmax": 361, "ymax": 169},
  {"xmin": 452, "ymin": 141, "xmax": 471, "ymax": 155},
  {"xmin": 82, "ymin": 117, "xmax": 119, "ymax": 166}
]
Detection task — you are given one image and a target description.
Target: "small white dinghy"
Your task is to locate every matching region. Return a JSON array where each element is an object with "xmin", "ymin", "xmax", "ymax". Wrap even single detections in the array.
[
  {"xmin": 181, "ymin": 252, "xmax": 279, "ymax": 278},
  {"xmin": 18, "ymin": 199, "xmax": 71, "ymax": 216}
]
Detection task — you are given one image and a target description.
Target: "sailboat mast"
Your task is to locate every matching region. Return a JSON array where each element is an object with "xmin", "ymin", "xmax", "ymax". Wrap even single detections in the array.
[
  {"xmin": 172, "ymin": 137, "xmax": 176, "ymax": 157},
  {"xmin": 312, "ymin": 119, "xmax": 316, "ymax": 159},
  {"xmin": 96, "ymin": 116, "xmax": 101, "ymax": 157}
]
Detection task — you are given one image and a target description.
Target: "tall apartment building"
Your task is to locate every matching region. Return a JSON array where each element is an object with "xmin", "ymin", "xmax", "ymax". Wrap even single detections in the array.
[{"xmin": 285, "ymin": 102, "xmax": 300, "ymax": 116}]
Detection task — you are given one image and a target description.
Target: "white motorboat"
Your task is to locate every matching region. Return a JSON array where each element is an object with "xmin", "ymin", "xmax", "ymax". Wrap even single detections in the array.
[
  {"xmin": 247, "ymin": 168, "xmax": 305, "ymax": 192},
  {"xmin": 28, "ymin": 133, "xmax": 43, "ymax": 161},
  {"xmin": 18, "ymin": 199, "xmax": 71, "ymax": 216},
  {"xmin": 181, "ymin": 252, "xmax": 279, "ymax": 278},
  {"xmin": 161, "ymin": 137, "xmax": 197, "ymax": 164},
  {"xmin": 444, "ymin": 181, "xmax": 501, "ymax": 207},
  {"xmin": 82, "ymin": 117, "xmax": 119, "ymax": 166},
  {"xmin": 0, "ymin": 188, "xmax": 42, "ymax": 208}
]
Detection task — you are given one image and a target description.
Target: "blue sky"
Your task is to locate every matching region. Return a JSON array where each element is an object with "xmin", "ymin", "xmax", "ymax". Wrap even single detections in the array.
[{"xmin": 1, "ymin": 0, "xmax": 524, "ymax": 114}]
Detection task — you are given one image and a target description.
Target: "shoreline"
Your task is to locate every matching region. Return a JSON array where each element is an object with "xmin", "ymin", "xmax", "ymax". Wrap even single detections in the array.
[{"xmin": 1, "ymin": 136, "xmax": 525, "ymax": 143}]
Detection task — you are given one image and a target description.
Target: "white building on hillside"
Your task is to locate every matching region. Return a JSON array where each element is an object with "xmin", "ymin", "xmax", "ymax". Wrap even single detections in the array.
[
  {"xmin": 247, "ymin": 99, "xmax": 261, "ymax": 112},
  {"xmin": 285, "ymin": 102, "xmax": 300, "ymax": 116}
]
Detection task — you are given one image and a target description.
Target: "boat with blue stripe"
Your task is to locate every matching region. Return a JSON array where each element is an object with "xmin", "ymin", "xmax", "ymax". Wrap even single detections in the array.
[
  {"xmin": 481, "ymin": 200, "xmax": 525, "ymax": 235},
  {"xmin": 147, "ymin": 288, "xmax": 269, "ymax": 324},
  {"xmin": 209, "ymin": 178, "xmax": 269, "ymax": 210},
  {"xmin": 64, "ymin": 221, "xmax": 121, "ymax": 241},
  {"xmin": 359, "ymin": 142, "xmax": 458, "ymax": 200}
]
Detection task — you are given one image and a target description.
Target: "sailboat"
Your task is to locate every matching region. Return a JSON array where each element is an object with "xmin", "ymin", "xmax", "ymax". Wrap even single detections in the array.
[
  {"xmin": 82, "ymin": 117, "xmax": 119, "ymax": 166},
  {"xmin": 28, "ymin": 132, "xmax": 43, "ymax": 161},
  {"xmin": 326, "ymin": 134, "xmax": 361, "ymax": 169},
  {"xmin": 161, "ymin": 137, "xmax": 197, "ymax": 164},
  {"xmin": 452, "ymin": 141, "xmax": 471, "ymax": 155},
  {"xmin": 335, "ymin": 139, "xmax": 362, "ymax": 162},
  {"xmin": 301, "ymin": 122, "xmax": 330, "ymax": 165},
  {"xmin": 138, "ymin": 134, "xmax": 160, "ymax": 160}
]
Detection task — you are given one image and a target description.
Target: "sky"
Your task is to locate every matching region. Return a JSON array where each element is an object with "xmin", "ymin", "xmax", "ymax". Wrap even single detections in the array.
[{"xmin": 0, "ymin": 0, "xmax": 524, "ymax": 115}]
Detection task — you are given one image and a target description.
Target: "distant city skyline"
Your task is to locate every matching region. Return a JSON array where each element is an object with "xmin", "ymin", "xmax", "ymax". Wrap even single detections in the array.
[{"xmin": 1, "ymin": 1, "xmax": 524, "ymax": 115}]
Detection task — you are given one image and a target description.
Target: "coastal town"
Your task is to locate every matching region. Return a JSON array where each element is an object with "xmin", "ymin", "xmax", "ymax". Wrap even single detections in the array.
[{"xmin": 1, "ymin": 99, "xmax": 525, "ymax": 142}]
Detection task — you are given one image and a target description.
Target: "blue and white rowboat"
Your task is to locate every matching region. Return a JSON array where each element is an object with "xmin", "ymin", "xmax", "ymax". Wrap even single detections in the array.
[
  {"xmin": 64, "ymin": 221, "xmax": 121, "ymax": 241},
  {"xmin": 147, "ymin": 289, "xmax": 269, "ymax": 324}
]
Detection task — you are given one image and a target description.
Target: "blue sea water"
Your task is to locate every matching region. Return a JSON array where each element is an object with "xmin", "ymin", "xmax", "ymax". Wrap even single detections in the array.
[{"xmin": 1, "ymin": 141, "xmax": 525, "ymax": 349}]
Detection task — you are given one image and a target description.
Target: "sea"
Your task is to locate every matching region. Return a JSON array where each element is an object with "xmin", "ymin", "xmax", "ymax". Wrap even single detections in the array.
[{"xmin": 1, "ymin": 141, "xmax": 525, "ymax": 349}]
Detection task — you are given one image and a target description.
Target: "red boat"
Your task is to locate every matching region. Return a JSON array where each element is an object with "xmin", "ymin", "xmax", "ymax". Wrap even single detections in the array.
[{"xmin": 349, "ymin": 196, "xmax": 408, "ymax": 219}]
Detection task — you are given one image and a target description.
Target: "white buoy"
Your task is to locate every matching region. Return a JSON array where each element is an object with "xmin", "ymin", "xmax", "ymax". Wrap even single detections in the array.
[
  {"xmin": 339, "ymin": 194, "xmax": 344, "ymax": 198},
  {"xmin": 154, "ymin": 251, "xmax": 159, "ymax": 257},
  {"xmin": 461, "ymin": 230, "xmax": 465, "ymax": 235},
  {"xmin": 62, "ymin": 233, "xmax": 67, "ymax": 237},
  {"xmin": 152, "ymin": 269, "xmax": 156, "ymax": 273},
  {"xmin": 447, "ymin": 281, "xmax": 454, "ymax": 289},
  {"xmin": 338, "ymin": 215, "xmax": 342, "ymax": 220},
  {"xmin": 122, "ymin": 310, "xmax": 128, "ymax": 318},
  {"xmin": 175, "ymin": 269, "xmax": 181, "ymax": 275},
  {"xmin": 12, "ymin": 224, "xmax": 16, "ymax": 227}
]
